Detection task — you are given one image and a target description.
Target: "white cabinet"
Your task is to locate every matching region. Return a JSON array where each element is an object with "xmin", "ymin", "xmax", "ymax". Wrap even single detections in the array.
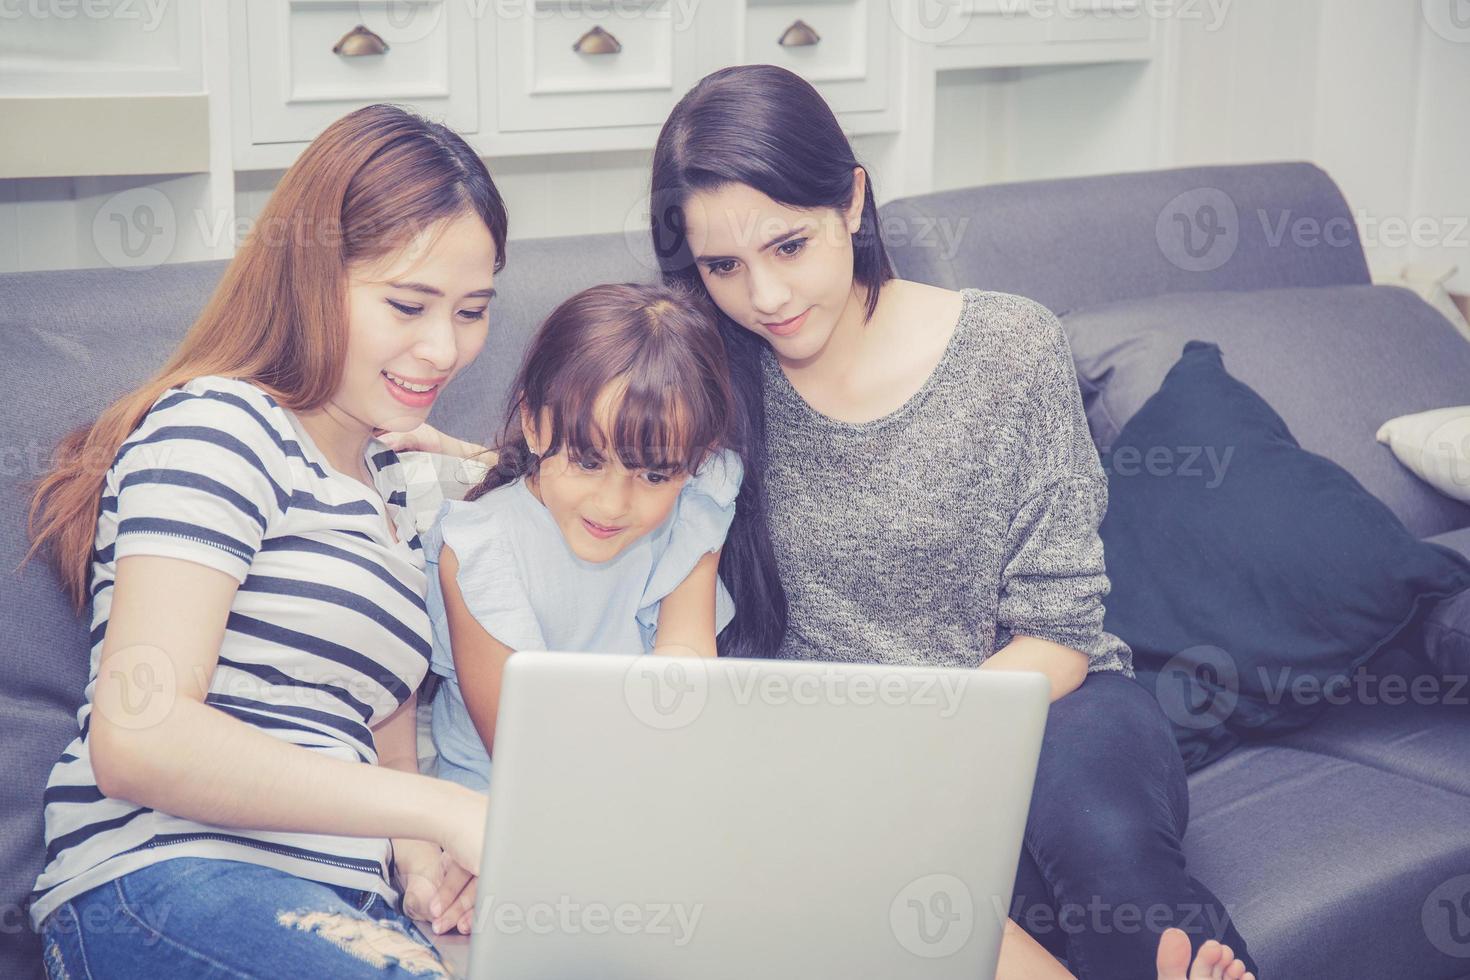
[
  {"xmin": 0, "ymin": 0, "xmax": 202, "ymax": 97},
  {"xmin": 491, "ymin": 1, "xmax": 717, "ymax": 133},
  {"xmin": 926, "ymin": 0, "xmax": 1154, "ymax": 70},
  {"xmin": 740, "ymin": 0, "xmax": 892, "ymax": 116},
  {"xmin": 0, "ymin": 2, "xmax": 208, "ymax": 179},
  {"xmin": 1048, "ymin": 0, "xmax": 1152, "ymax": 43},
  {"xmin": 225, "ymin": 0, "xmax": 1156, "ymax": 166},
  {"xmin": 236, "ymin": 0, "xmax": 478, "ymax": 165}
]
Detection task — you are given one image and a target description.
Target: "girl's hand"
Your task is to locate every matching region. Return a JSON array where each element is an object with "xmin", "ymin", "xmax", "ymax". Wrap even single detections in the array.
[
  {"xmin": 392, "ymin": 838, "xmax": 480, "ymax": 934},
  {"xmin": 376, "ymin": 422, "xmax": 491, "ymax": 462},
  {"xmin": 429, "ymin": 853, "xmax": 479, "ymax": 935},
  {"xmin": 391, "ymin": 837, "xmax": 449, "ymax": 921}
]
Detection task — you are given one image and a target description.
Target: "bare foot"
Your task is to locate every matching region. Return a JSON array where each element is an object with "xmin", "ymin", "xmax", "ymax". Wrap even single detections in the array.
[{"xmin": 1156, "ymin": 927, "xmax": 1256, "ymax": 980}]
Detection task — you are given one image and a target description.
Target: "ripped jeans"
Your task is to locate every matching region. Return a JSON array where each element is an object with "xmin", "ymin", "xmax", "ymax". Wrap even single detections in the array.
[{"xmin": 38, "ymin": 857, "xmax": 450, "ymax": 979}]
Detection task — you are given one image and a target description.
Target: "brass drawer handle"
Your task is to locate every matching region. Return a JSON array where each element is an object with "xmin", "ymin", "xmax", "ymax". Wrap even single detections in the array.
[
  {"xmin": 333, "ymin": 25, "xmax": 389, "ymax": 57},
  {"xmin": 573, "ymin": 25, "xmax": 622, "ymax": 55},
  {"xmin": 778, "ymin": 19, "xmax": 821, "ymax": 46}
]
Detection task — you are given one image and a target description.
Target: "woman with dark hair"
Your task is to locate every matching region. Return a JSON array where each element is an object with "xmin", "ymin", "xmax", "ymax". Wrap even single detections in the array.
[
  {"xmin": 26, "ymin": 104, "xmax": 506, "ymax": 976},
  {"xmin": 647, "ymin": 65, "xmax": 1259, "ymax": 980}
]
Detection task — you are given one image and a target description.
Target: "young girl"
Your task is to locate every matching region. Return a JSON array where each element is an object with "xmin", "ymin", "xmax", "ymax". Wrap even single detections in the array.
[{"xmin": 423, "ymin": 282, "xmax": 745, "ymax": 791}]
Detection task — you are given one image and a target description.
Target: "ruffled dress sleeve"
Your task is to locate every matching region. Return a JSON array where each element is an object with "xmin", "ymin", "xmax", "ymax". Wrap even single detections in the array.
[
  {"xmin": 635, "ymin": 448, "xmax": 745, "ymax": 647},
  {"xmin": 424, "ymin": 494, "xmax": 548, "ymax": 681}
]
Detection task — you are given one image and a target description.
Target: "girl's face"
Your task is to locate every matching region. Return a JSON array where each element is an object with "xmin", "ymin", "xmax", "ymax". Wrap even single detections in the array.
[
  {"xmin": 681, "ymin": 174, "xmax": 866, "ymax": 363},
  {"xmin": 522, "ymin": 385, "xmax": 693, "ymax": 564},
  {"xmin": 338, "ymin": 211, "xmax": 498, "ymax": 437}
]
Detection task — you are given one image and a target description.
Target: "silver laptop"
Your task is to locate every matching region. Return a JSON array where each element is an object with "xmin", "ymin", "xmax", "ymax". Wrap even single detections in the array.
[{"xmin": 463, "ymin": 652, "xmax": 1050, "ymax": 980}]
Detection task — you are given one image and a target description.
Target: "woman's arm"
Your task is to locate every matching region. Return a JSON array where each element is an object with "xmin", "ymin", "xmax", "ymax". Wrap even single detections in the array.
[
  {"xmin": 90, "ymin": 554, "xmax": 487, "ymax": 873},
  {"xmin": 439, "ymin": 544, "xmax": 518, "ymax": 756},
  {"xmin": 982, "ymin": 635, "xmax": 1089, "ymax": 703},
  {"xmin": 651, "ymin": 548, "xmax": 722, "ymax": 658},
  {"xmin": 374, "ymin": 692, "xmax": 479, "ymax": 934},
  {"xmin": 993, "ymin": 304, "xmax": 1132, "ymax": 689}
]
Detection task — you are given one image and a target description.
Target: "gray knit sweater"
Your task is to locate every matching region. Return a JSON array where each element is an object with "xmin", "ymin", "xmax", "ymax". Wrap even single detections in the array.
[{"xmin": 760, "ymin": 288, "xmax": 1133, "ymax": 676}]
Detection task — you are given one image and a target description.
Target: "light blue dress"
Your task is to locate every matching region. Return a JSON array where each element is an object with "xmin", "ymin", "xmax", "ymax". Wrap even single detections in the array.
[{"xmin": 424, "ymin": 448, "xmax": 743, "ymax": 790}]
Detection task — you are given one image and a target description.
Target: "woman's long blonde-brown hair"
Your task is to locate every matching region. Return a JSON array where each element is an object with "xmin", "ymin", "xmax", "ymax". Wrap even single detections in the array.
[{"xmin": 27, "ymin": 103, "xmax": 508, "ymax": 609}]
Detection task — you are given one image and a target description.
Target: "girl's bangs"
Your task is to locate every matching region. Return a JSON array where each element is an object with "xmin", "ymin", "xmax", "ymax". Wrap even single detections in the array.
[{"xmin": 548, "ymin": 378, "xmax": 718, "ymax": 475}]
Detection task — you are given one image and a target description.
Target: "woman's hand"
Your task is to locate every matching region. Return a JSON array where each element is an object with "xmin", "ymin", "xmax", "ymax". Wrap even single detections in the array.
[
  {"xmin": 376, "ymin": 422, "xmax": 492, "ymax": 462},
  {"xmin": 425, "ymin": 784, "xmax": 489, "ymax": 934}
]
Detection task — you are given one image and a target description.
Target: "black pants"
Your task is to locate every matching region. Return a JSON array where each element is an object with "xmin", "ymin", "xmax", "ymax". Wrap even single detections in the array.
[{"xmin": 1010, "ymin": 671, "xmax": 1260, "ymax": 979}]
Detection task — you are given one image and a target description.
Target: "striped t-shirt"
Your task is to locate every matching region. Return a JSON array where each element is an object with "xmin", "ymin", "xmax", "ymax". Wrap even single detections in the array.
[{"xmin": 28, "ymin": 376, "xmax": 432, "ymax": 928}]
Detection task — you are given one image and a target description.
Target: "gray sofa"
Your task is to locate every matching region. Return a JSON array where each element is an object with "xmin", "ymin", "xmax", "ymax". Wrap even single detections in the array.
[{"xmin": 4, "ymin": 163, "xmax": 1468, "ymax": 979}]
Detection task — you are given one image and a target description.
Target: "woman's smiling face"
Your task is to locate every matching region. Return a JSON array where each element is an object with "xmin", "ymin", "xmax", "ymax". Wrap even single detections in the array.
[
  {"xmin": 338, "ymin": 210, "xmax": 498, "ymax": 435},
  {"xmin": 681, "ymin": 176, "xmax": 866, "ymax": 363}
]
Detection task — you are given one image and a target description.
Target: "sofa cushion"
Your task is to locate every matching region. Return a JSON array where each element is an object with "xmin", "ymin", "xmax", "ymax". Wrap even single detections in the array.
[
  {"xmin": 0, "ymin": 259, "xmax": 230, "ymax": 977},
  {"xmin": 1100, "ymin": 341, "xmax": 1470, "ymax": 771},
  {"xmin": 1185, "ymin": 716, "xmax": 1470, "ymax": 980},
  {"xmin": 1063, "ymin": 285, "xmax": 1470, "ymax": 538},
  {"xmin": 1377, "ymin": 406, "xmax": 1470, "ymax": 504}
]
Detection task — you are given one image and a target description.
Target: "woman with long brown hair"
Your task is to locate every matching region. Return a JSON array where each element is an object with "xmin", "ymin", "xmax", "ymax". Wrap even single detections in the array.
[{"xmin": 25, "ymin": 104, "xmax": 505, "ymax": 977}]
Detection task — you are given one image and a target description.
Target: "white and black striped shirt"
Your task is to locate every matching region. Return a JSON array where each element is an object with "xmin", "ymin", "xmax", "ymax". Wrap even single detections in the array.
[{"xmin": 29, "ymin": 376, "xmax": 431, "ymax": 928}]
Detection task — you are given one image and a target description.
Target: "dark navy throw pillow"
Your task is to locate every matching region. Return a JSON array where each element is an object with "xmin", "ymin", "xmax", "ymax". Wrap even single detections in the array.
[{"xmin": 1099, "ymin": 341, "xmax": 1470, "ymax": 771}]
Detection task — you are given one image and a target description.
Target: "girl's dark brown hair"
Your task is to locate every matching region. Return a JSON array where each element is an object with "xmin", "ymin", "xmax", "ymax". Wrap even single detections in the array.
[
  {"xmin": 27, "ymin": 103, "xmax": 508, "ymax": 608},
  {"xmin": 467, "ymin": 282, "xmax": 735, "ymax": 503}
]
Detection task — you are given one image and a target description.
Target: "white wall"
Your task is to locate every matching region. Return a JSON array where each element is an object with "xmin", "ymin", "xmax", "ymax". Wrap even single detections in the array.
[
  {"xmin": 1165, "ymin": 0, "xmax": 1470, "ymax": 291},
  {"xmin": 234, "ymin": 137, "xmax": 897, "ymax": 246},
  {"xmin": 235, "ymin": 152, "xmax": 658, "ymax": 246},
  {"xmin": 0, "ymin": 173, "xmax": 218, "ymax": 273},
  {"xmin": 932, "ymin": 59, "xmax": 1162, "ymax": 192}
]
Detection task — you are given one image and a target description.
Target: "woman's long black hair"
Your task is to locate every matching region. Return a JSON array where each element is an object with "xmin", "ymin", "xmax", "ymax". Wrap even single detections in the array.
[{"xmin": 649, "ymin": 65, "xmax": 897, "ymax": 660}]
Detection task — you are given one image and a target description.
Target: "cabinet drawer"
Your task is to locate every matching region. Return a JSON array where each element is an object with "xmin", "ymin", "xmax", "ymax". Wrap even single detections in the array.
[
  {"xmin": 1047, "ymin": 0, "xmax": 1152, "ymax": 42},
  {"xmin": 494, "ymin": 1, "xmax": 710, "ymax": 134},
  {"xmin": 246, "ymin": 0, "xmax": 477, "ymax": 145},
  {"xmin": 742, "ymin": 0, "xmax": 890, "ymax": 115},
  {"xmin": 937, "ymin": 1, "xmax": 1050, "ymax": 48}
]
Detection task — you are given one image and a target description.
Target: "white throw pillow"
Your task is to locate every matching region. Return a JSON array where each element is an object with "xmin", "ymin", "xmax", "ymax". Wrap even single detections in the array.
[
  {"xmin": 1376, "ymin": 407, "xmax": 1470, "ymax": 504},
  {"xmin": 395, "ymin": 450, "xmax": 493, "ymax": 532}
]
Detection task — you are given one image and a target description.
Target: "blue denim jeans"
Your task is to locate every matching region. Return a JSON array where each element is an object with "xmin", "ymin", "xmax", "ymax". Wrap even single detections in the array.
[
  {"xmin": 1010, "ymin": 671, "xmax": 1260, "ymax": 979},
  {"xmin": 38, "ymin": 858, "xmax": 448, "ymax": 979}
]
